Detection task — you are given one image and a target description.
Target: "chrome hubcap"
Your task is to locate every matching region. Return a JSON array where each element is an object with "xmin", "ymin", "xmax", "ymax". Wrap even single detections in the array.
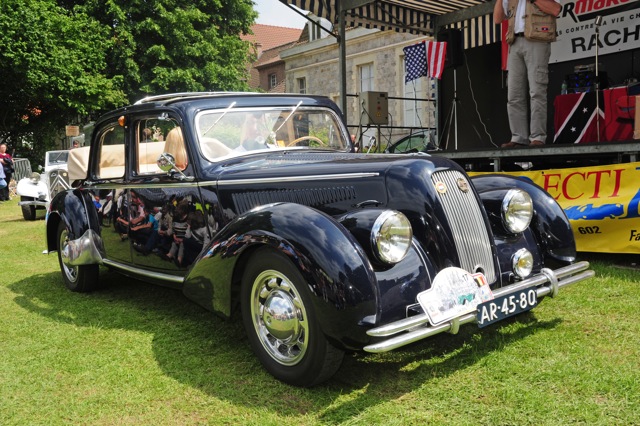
[
  {"xmin": 59, "ymin": 228, "xmax": 78, "ymax": 283},
  {"xmin": 250, "ymin": 270, "xmax": 308, "ymax": 366}
]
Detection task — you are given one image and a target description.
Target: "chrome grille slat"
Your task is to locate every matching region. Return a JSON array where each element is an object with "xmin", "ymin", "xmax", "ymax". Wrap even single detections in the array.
[{"xmin": 431, "ymin": 170, "xmax": 496, "ymax": 283}]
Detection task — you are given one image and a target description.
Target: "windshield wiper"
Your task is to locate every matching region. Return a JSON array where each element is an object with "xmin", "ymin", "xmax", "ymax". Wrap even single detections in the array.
[
  {"xmin": 274, "ymin": 100, "xmax": 303, "ymax": 134},
  {"xmin": 203, "ymin": 101, "xmax": 237, "ymax": 136}
]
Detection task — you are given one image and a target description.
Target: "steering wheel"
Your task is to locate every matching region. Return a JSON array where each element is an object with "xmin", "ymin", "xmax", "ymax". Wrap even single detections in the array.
[{"xmin": 286, "ymin": 136, "xmax": 326, "ymax": 147}]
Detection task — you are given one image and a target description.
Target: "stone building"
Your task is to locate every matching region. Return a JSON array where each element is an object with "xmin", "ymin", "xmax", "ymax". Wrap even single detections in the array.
[{"xmin": 281, "ymin": 27, "xmax": 437, "ymax": 146}]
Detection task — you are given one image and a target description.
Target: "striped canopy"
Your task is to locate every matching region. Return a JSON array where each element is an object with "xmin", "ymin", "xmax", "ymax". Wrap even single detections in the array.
[{"xmin": 280, "ymin": 0, "xmax": 493, "ymax": 35}]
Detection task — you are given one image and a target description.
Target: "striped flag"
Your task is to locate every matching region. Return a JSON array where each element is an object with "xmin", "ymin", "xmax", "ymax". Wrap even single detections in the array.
[
  {"xmin": 404, "ymin": 42, "xmax": 428, "ymax": 83},
  {"xmin": 553, "ymin": 92, "xmax": 604, "ymax": 144},
  {"xmin": 404, "ymin": 41, "xmax": 448, "ymax": 83},
  {"xmin": 425, "ymin": 41, "xmax": 447, "ymax": 79}
]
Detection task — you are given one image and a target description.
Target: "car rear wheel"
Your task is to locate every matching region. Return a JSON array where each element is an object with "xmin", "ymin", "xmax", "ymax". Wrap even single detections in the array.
[
  {"xmin": 20, "ymin": 196, "xmax": 36, "ymax": 221},
  {"xmin": 241, "ymin": 248, "xmax": 344, "ymax": 387},
  {"xmin": 57, "ymin": 222, "xmax": 99, "ymax": 292}
]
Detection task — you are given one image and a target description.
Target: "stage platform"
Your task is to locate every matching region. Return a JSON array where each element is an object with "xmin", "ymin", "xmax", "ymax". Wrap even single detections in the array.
[{"xmin": 433, "ymin": 140, "xmax": 640, "ymax": 172}]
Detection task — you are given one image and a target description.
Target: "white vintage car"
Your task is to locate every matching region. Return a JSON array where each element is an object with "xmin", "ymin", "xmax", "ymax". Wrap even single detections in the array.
[{"xmin": 16, "ymin": 150, "xmax": 70, "ymax": 220}]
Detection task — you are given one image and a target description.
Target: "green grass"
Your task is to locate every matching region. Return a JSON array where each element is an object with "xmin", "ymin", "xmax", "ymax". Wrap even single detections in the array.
[{"xmin": 1, "ymin": 199, "xmax": 638, "ymax": 425}]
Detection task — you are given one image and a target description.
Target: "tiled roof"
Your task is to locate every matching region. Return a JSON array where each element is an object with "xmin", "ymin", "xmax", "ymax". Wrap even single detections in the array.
[
  {"xmin": 241, "ymin": 23, "xmax": 303, "ymax": 52},
  {"xmin": 254, "ymin": 41, "xmax": 297, "ymax": 69}
]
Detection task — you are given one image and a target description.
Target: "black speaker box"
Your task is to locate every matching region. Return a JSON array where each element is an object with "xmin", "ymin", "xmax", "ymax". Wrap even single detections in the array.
[
  {"xmin": 565, "ymin": 71, "xmax": 608, "ymax": 93},
  {"xmin": 437, "ymin": 28, "xmax": 464, "ymax": 69}
]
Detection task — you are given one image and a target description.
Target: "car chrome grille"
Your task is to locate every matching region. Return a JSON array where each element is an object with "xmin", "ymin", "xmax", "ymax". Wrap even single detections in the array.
[
  {"xmin": 48, "ymin": 170, "xmax": 70, "ymax": 200},
  {"xmin": 431, "ymin": 170, "xmax": 496, "ymax": 283},
  {"xmin": 232, "ymin": 186, "xmax": 357, "ymax": 213}
]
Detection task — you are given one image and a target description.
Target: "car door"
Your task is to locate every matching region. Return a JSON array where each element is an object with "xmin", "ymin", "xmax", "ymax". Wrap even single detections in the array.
[
  {"xmin": 127, "ymin": 114, "xmax": 211, "ymax": 273},
  {"xmin": 89, "ymin": 121, "xmax": 133, "ymax": 265}
]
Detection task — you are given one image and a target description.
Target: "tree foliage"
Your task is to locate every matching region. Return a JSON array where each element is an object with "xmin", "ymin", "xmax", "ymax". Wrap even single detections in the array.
[
  {"xmin": 0, "ymin": 0, "xmax": 127, "ymax": 158},
  {"xmin": 0, "ymin": 0, "xmax": 257, "ymax": 161},
  {"xmin": 77, "ymin": 0, "xmax": 258, "ymax": 98}
]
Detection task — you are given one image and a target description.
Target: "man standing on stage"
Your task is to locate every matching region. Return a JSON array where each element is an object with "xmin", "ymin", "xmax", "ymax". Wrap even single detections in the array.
[{"xmin": 494, "ymin": 0, "xmax": 561, "ymax": 148}]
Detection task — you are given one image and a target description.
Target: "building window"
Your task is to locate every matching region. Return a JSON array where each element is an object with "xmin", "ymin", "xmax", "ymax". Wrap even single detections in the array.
[
  {"xmin": 269, "ymin": 73, "xmax": 277, "ymax": 90},
  {"xmin": 297, "ymin": 77, "xmax": 306, "ymax": 94},
  {"xmin": 359, "ymin": 63, "xmax": 374, "ymax": 92}
]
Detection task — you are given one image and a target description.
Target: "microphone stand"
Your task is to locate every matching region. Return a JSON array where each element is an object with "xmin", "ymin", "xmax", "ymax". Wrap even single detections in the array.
[{"xmin": 595, "ymin": 16, "xmax": 602, "ymax": 142}]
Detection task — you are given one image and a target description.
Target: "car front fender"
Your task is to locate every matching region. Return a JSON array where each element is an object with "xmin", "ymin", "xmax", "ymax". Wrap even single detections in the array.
[
  {"xmin": 184, "ymin": 202, "xmax": 380, "ymax": 349},
  {"xmin": 46, "ymin": 189, "xmax": 101, "ymax": 254},
  {"xmin": 16, "ymin": 178, "xmax": 48, "ymax": 201},
  {"xmin": 471, "ymin": 174, "xmax": 577, "ymax": 265}
]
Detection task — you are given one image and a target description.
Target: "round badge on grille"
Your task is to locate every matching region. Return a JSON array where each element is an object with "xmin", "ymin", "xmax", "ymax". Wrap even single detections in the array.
[
  {"xmin": 435, "ymin": 181, "xmax": 447, "ymax": 194},
  {"xmin": 456, "ymin": 178, "xmax": 470, "ymax": 193}
]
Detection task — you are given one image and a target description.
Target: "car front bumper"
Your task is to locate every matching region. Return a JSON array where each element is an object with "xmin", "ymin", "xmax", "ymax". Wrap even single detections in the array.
[
  {"xmin": 18, "ymin": 199, "xmax": 48, "ymax": 207},
  {"xmin": 363, "ymin": 261, "xmax": 594, "ymax": 353}
]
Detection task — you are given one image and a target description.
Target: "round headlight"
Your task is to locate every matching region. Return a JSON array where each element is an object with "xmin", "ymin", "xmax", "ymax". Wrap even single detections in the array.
[
  {"xmin": 502, "ymin": 189, "xmax": 533, "ymax": 233},
  {"xmin": 29, "ymin": 172, "xmax": 41, "ymax": 183},
  {"xmin": 371, "ymin": 210, "xmax": 412, "ymax": 264},
  {"xmin": 512, "ymin": 248, "xmax": 533, "ymax": 279}
]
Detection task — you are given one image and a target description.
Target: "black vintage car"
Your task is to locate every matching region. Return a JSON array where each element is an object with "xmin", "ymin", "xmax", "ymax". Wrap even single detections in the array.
[{"xmin": 46, "ymin": 93, "xmax": 593, "ymax": 386}]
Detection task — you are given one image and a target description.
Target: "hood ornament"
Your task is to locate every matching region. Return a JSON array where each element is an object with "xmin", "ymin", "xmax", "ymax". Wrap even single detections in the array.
[{"xmin": 456, "ymin": 178, "xmax": 470, "ymax": 193}]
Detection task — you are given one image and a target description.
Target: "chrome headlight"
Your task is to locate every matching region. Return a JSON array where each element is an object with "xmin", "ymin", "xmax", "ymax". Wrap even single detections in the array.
[
  {"xmin": 29, "ymin": 172, "xmax": 41, "ymax": 183},
  {"xmin": 371, "ymin": 210, "xmax": 412, "ymax": 264},
  {"xmin": 512, "ymin": 248, "xmax": 533, "ymax": 278},
  {"xmin": 501, "ymin": 189, "xmax": 533, "ymax": 233}
]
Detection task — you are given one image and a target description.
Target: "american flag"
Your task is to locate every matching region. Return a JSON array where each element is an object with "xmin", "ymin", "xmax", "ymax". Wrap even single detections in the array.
[
  {"xmin": 404, "ymin": 41, "xmax": 427, "ymax": 83},
  {"xmin": 404, "ymin": 41, "xmax": 448, "ymax": 83}
]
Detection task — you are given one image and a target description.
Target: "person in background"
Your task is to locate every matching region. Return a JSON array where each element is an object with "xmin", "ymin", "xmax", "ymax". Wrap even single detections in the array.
[
  {"xmin": 163, "ymin": 127, "xmax": 188, "ymax": 170},
  {"xmin": 0, "ymin": 143, "xmax": 13, "ymax": 201},
  {"xmin": 494, "ymin": 0, "xmax": 561, "ymax": 148},
  {"xmin": 0, "ymin": 159, "xmax": 7, "ymax": 201},
  {"xmin": 142, "ymin": 128, "xmax": 154, "ymax": 142}
]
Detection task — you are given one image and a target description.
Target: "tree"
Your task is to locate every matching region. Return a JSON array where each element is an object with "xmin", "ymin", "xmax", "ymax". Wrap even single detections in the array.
[
  {"xmin": 0, "ymin": 0, "xmax": 127, "ymax": 160},
  {"xmin": 77, "ymin": 0, "xmax": 257, "ymax": 100},
  {"xmin": 0, "ymin": 0, "xmax": 257, "ymax": 161}
]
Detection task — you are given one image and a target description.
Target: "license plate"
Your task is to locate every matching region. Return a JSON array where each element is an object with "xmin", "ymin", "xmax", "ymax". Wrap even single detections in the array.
[
  {"xmin": 417, "ymin": 267, "xmax": 493, "ymax": 326},
  {"xmin": 476, "ymin": 288, "xmax": 538, "ymax": 328}
]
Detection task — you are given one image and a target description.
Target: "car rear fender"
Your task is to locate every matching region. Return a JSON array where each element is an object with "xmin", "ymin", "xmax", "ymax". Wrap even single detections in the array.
[{"xmin": 184, "ymin": 202, "xmax": 380, "ymax": 348}]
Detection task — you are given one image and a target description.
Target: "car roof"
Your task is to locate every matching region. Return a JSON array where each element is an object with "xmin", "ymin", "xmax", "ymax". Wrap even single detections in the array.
[{"xmin": 96, "ymin": 92, "xmax": 344, "ymax": 125}]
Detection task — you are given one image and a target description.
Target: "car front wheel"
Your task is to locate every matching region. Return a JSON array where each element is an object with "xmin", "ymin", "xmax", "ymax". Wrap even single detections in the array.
[
  {"xmin": 20, "ymin": 196, "xmax": 37, "ymax": 221},
  {"xmin": 241, "ymin": 248, "xmax": 344, "ymax": 387},
  {"xmin": 57, "ymin": 222, "xmax": 99, "ymax": 292}
]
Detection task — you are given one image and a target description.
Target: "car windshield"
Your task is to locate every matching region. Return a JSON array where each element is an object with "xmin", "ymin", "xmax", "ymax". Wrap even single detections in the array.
[
  {"xmin": 194, "ymin": 106, "xmax": 350, "ymax": 161},
  {"xmin": 47, "ymin": 151, "xmax": 69, "ymax": 165}
]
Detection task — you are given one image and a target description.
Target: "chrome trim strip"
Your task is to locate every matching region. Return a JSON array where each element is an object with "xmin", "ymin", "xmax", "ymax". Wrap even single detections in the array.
[
  {"xmin": 217, "ymin": 172, "xmax": 379, "ymax": 186},
  {"xmin": 102, "ymin": 259, "xmax": 185, "ymax": 284},
  {"xmin": 364, "ymin": 261, "xmax": 594, "ymax": 353},
  {"xmin": 87, "ymin": 181, "xmax": 200, "ymax": 190}
]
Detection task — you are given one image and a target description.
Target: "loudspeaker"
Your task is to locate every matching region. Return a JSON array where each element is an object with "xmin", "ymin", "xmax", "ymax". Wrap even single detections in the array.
[
  {"xmin": 437, "ymin": 28, "xmax": 463, "ymax": 69},
  {"xmin": 565, "ymin": 71, "xmax": 608, "ymax": 93}
]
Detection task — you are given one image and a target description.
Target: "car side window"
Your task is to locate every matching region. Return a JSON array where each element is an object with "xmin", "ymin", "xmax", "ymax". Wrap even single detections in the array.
[
  {"xmin": 97, "ymin": 124, "xmax": 125, "ymax": 179},
  {"xmin": 135, "ymin": 118, "xmax": 183, "ymax": 175}
]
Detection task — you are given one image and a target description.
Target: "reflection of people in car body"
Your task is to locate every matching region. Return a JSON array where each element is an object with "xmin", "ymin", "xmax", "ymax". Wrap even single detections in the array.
[{"xmin": 165, "ymin": 199, "xmax": 189, "ymax": 266}]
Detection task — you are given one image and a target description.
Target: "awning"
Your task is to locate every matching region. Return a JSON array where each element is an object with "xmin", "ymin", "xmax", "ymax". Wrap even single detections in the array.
[
  {"xmin": 279, "ymin": 0, "xmax": 498, "ymax": 121},
  {"xmin": 280, "ymin": 0, "xmax": 493, "ymax": 35}
]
